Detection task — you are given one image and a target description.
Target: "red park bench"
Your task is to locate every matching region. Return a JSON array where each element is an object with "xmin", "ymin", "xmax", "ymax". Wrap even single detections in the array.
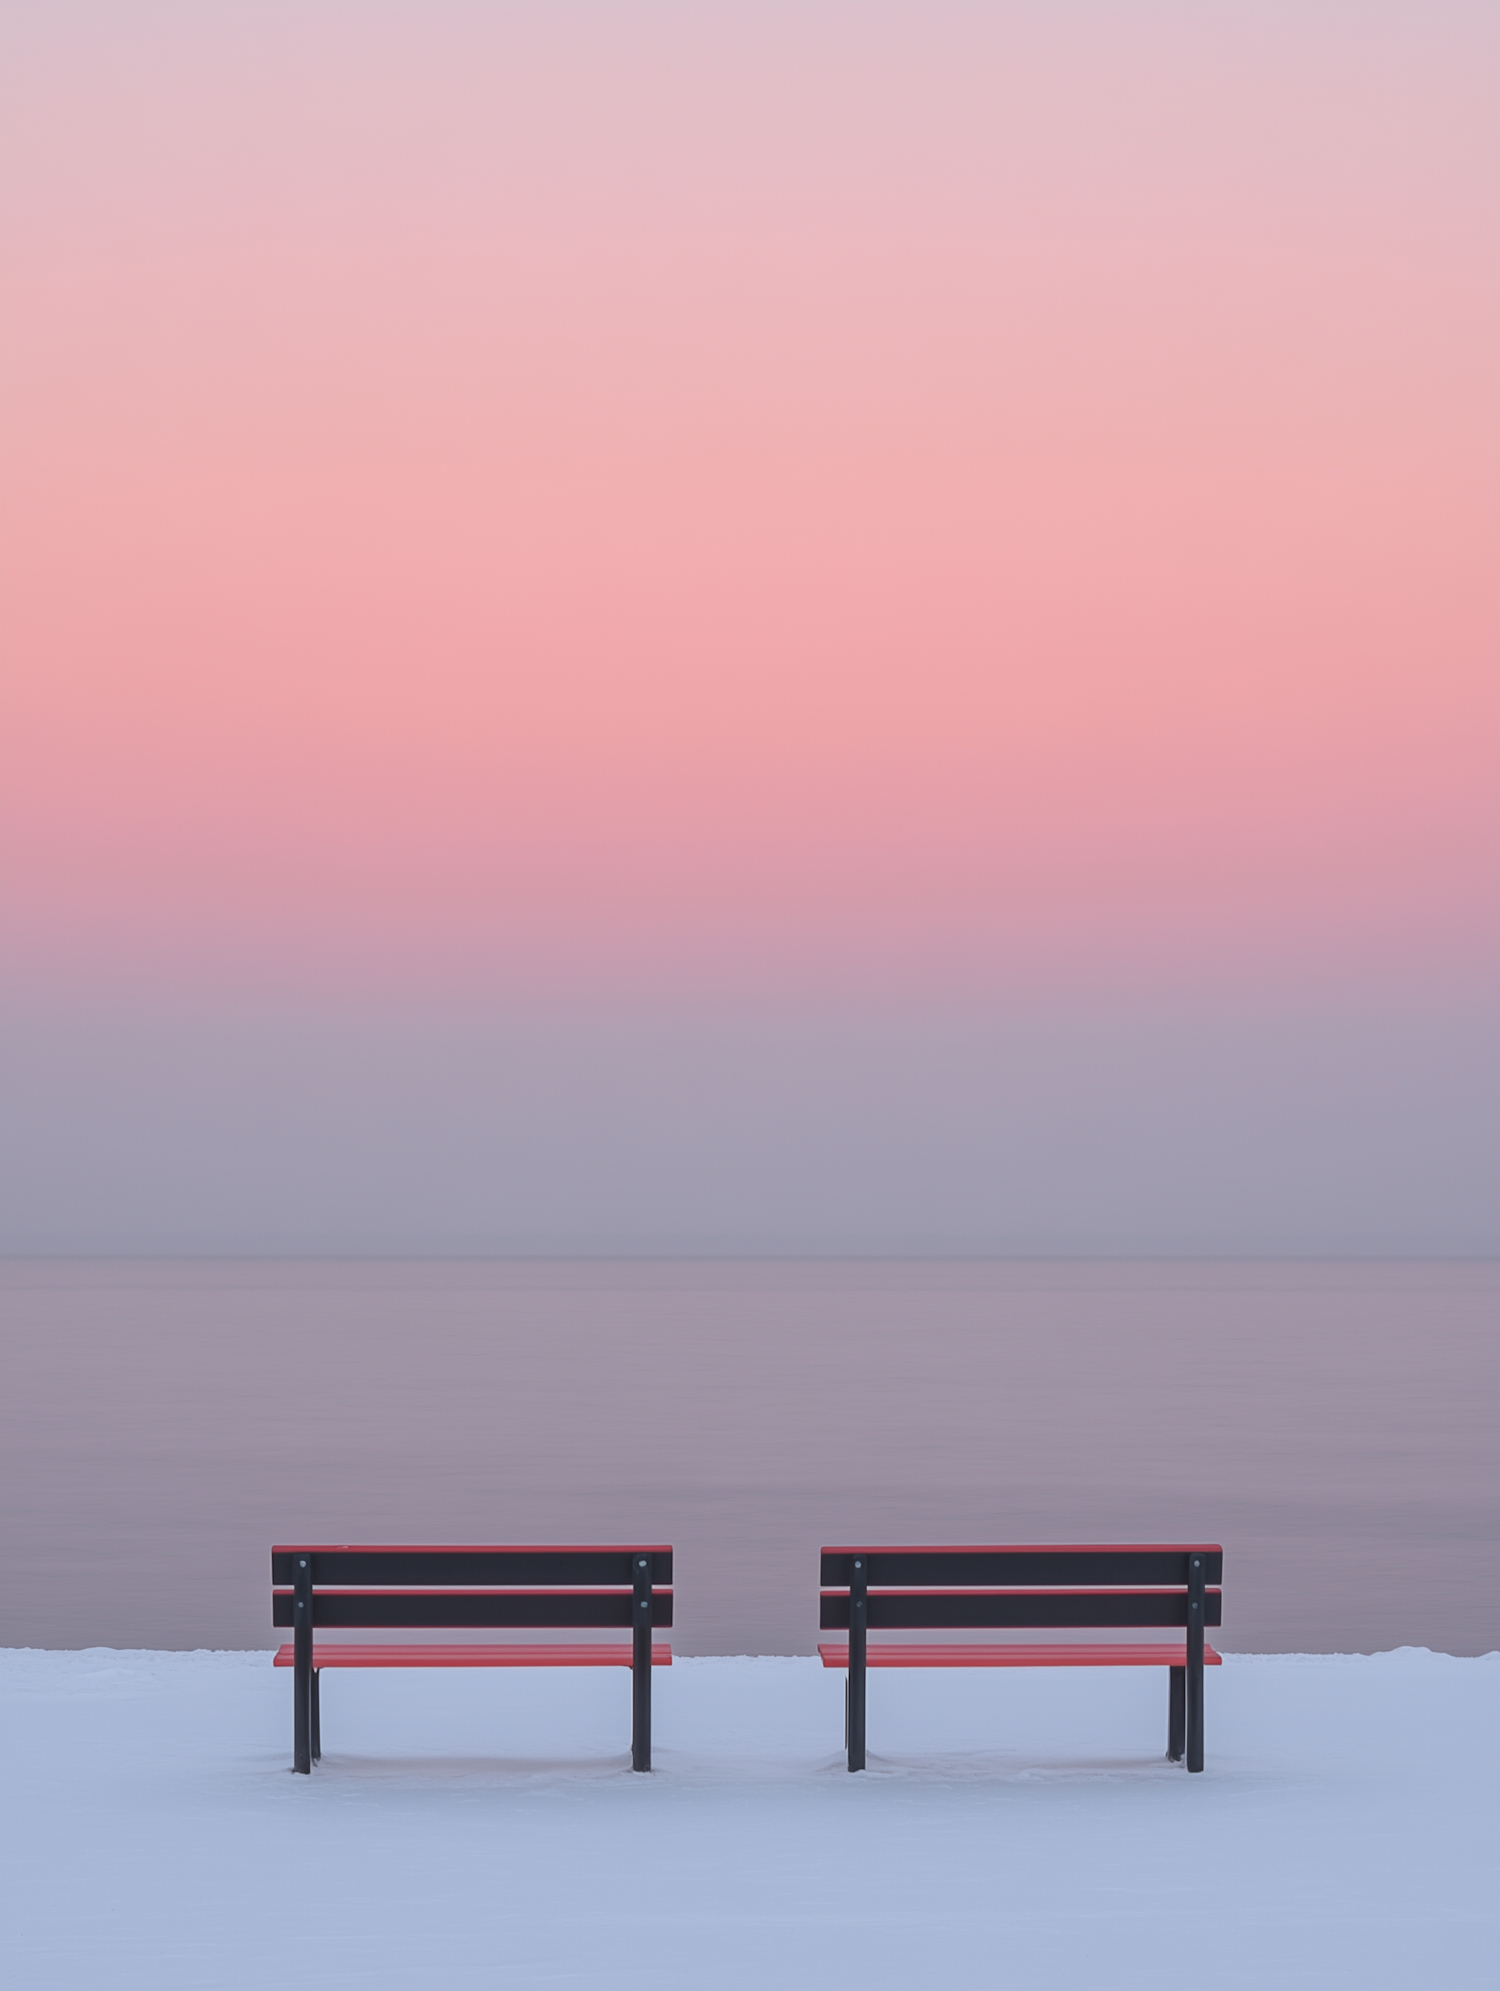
[
  {"xmin": 819, "ymin": 1542, "xmax": 1223, "ymax": 1772},
  {"xmin": 272, "ymin": 1543, "xmax": 673, "ymax": 1773}
]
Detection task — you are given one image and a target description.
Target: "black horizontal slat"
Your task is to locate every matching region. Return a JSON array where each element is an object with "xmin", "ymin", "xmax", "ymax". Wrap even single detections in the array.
[
  {"xmin": 272, "ymin": 1590, "xmax": 675, "ymax": 1630},
  {"xmin": 820, "ymin": 1548, "xmax": 1222, "ymax": 1588},
  {"xmin": 820, "ymin": 1590, "xmax": 1223, "ymax": 1631},
  {"xmin": 271, "ymin": 1549, "xmax": 672, "ymax": 1587}
]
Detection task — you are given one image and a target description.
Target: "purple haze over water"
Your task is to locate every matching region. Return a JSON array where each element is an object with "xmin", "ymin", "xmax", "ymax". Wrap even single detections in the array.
[{"xmin": 1, "ymin": 1257, "xmax": 1494, "ymax": 1656}]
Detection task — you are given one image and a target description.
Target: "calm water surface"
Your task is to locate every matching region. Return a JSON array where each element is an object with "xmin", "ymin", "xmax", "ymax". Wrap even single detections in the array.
[{"xmin": 1, "ymin": 1258, "xmax": 1495, "ymax": 1654}]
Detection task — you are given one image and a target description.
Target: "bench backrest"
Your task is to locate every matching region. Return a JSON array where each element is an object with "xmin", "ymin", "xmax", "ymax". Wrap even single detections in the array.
[
  {"xmin": 819, "ymin": 1544, "xmax": 1222, "ymax": 1632},
  {"xmin": 272, "ymin": 1545, "xmax": 674, "ymax": 1631}
]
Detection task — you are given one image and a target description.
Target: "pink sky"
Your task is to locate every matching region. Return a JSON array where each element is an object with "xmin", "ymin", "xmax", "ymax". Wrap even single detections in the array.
[{"xmin": 2, "ymin": 1, "xmax": 1496, "ymax": 1002}]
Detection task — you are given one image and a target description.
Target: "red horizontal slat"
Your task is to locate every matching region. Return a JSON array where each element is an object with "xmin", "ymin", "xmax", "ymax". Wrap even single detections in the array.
[
  {"xmin": 819, "ymin": 1587, "xmax": 1222, "ymax": 1599},
  {"xmin": 272, "ymin": 1543, "xmax": 673, "ymax": 1556},
  {"xmin": 820, "ymin": 1543, "xmax": 1222, "ymax": 1557},
  {"xmin": 271, "ymin": 1586, "xmax": 670, "ymax": 1596},
  {"xmin": 273, "ymin": 1643, "xmax": 672, "ymax": 1668},
  {"xmin": 817, "ymin": 1642, "xmax": 1223, "ymax": 1668}
]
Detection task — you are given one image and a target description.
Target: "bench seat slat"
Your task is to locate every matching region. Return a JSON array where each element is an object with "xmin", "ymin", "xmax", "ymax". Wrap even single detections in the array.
[
  {"xmin": 273, "ymin": 1643, "xmax": 672, "ymax": 1668},
  {"xmin": 818, "ymin": 1642, "xmax": 1222, "ymax": 1668}
]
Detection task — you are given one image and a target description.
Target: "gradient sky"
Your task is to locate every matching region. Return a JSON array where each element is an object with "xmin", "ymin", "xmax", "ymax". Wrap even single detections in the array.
[{"xmin": 2, "ymin": 3, "xmax": 1496, "ymax": 1249}]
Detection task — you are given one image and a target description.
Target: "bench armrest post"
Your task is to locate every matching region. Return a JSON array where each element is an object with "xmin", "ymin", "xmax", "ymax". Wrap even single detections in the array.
[
  {"xmin": 1185, "ymin": 1554, "xmax": 1206, "ymax": 1773},
  {"xmin": 847, "ymin": 1556, "xmax": 868, "ymax": 1772},
  {"xmin": 292, "ymin": 1554, "xmax": 313, "ymax": 1775},
  {"xmin": 631, "ymin": 1553, "xmax": 653, "ymax": 1771}
]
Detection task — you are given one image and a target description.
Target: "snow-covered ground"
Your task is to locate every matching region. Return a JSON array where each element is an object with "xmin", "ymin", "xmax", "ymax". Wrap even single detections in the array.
[{"xmin": 2, "ymin": 1647, "xmax": 1495, "ymax": 1987}]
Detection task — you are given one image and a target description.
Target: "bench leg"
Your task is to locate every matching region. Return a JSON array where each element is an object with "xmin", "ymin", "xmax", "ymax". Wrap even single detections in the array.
[
  {"xmin": 311, "ymin": 1668, "xmax": 321, "ymax": 1764},
  {"xmin": 847, "ymin": 1645, "xmax": 867, "ymax": 1771},
  {"xmin": 293, "ymin": 1660, "xmax": 311, "ymax": 1774},
  {"xmin": 1167, "ymin": 1666, "xmax": 1185, "ymax": 1761},
  {"xmin": 631, "ymin": 1645, "xmax": 652, "ymax": 1771},
  {"xmin": 1185, "ymin": 1655, "xmax": 1204, "ymax": 1773},
  {"xmin": 631, "ymin": 1553, "xmax": 654, "ymax": 1771},
  {"xmin": 1185, "ymin": 1554, "xmax": 1206, "ymax": 1772},
  {"xmin": 293, "ymin": 1555, "xmax": 313, "ymax": 1774},
  {"xmin": 847, "ymin": 1561, "xmax": 867, "ymax": 1772}
]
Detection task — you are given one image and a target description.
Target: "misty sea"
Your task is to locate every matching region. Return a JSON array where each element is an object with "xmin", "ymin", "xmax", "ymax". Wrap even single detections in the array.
[{"xmin": 1, "ymin": 1255, "xmax": 1494, "ymax": 1657}]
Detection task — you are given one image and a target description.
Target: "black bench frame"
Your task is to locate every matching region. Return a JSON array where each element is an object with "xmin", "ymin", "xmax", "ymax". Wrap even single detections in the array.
[
  {"xmin": 821, "ymin": 1543, "xmax": 1224, "ymax": 1772},
  {"xmin": 272, "ymin": 1544, "xmax": 673, "ymax": 1772}
]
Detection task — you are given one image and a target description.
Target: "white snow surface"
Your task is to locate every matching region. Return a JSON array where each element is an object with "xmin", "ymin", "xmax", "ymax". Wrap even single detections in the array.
[{"xmin": 2, "ymin": 1647, "xmax": 1495, "ymax": 1987}]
